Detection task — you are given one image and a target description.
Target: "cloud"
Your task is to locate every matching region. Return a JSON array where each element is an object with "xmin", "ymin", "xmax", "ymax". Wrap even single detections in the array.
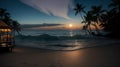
[{"xmin": 19, "ymin": 0, "xmax": 74, "ymax": 19}]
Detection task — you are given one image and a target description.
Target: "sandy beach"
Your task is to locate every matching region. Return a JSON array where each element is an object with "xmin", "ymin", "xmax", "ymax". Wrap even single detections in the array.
[
  {"xmin": 0, "ymin": 44, "xmax": 120, "ymax": 67},
  {"xmin": 1, "ymin": 0, "xmax": 120, "ymax": 67}
]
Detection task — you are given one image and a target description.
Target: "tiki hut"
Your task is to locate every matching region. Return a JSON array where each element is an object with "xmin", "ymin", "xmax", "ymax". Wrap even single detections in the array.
[{"xmin": 0, "ymin": 20, "xmax": 15, "ymax": 52}]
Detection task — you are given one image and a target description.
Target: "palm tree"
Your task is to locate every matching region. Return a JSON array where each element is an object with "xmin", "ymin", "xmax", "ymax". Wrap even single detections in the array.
[
  {"xmin": 99, "ymin": 0, "xmax": 120, "ymax": 38},
  {"xmin": 81, "ymin": 11, "xmax": 94, "ymax": 35},
  {"xmin": 11, "ymin": 20, "xmax": 21, "ymax": 35},
  {"xmin": 74, "ymin": 3, "xmax": 90, "ymax": 35},
  {"xmin": 0, "ymin": 8, "xmax": 10, "ymax": 19},
  {"xmin": 74, "ymin": 3, "xmax": 86, "ymax": 20},
  {"xmin": 90, "ymin": 6, "xmax": 105, "ymax": 34},
  {"xmin": 74, "ymin": 4, "xmax": 91, "ymax": 34},
  {"xmin": 100, "ymin": 9, "xmax": 117, "ymax": 27},
  {"xmin": 0, "ymin": 8, "xmax": 21, "ymax": 35}
]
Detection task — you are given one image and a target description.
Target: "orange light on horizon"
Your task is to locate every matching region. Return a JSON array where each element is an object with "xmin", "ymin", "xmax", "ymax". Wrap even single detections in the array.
[
  {"xmin": 64, "ymin": 23, "xmax": 82, "ymax": 30},
  {"xmin": 26, "ymin": 23, "xmax": 83, "ymax": 30},
  {"xmin": 69, "ymin": 24, "xmax": 73, "ymax": 28}
]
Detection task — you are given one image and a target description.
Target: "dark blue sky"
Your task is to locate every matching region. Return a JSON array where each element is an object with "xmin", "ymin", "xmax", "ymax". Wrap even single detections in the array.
[{"xmin": 0, "ymin": 0, "xmax": 111, "ymax": 24}]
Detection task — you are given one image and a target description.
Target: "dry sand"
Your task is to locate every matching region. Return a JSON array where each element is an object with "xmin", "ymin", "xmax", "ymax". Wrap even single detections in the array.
[{"xmin": 0, "ymin": 44, "xmax": 120, "ymax": 67}]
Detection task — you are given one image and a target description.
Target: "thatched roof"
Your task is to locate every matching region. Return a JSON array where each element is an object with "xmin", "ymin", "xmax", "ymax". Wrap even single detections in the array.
[{"xmin": 0, "ymin": 20, "xmax": 11, "ymax": 29}]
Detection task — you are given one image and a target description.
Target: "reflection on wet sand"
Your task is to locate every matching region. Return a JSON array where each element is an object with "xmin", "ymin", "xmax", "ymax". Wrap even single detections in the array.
[{"xmin": 0, "ymin": 44, "xmax": 120, "ymax": 67}]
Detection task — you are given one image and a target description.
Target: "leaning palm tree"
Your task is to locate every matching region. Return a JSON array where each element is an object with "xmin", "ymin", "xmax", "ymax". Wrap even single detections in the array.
[
  {"xmin": 90, "ymin": 6, "xmax": 105, "ymax": 34},
  {"xmin": 81, "ymin": 11, "xmax": 94, "ymax": 35},
  {"xmin": 74, "ymin": 3, "xmax": 90, "ymax": 35},
  {"xmin": 74, "ymin": 3, "xmax": 86, "ymax": 20},
  {"xmin": 91, "ymin": 6, "xmax": 104, "ymax": 21},
  {"xmin": 11, "ymin": 20, "xmax": 21, "ymax": 35},
  {"xmin": 0, "ymin": 8, "xmax": 21, "ymax": 35}
]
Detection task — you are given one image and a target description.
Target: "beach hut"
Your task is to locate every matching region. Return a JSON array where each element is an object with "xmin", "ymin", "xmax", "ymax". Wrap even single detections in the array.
[{"xmin": 0, "ymin": 20, "xmax": 15, "ymax": 52}]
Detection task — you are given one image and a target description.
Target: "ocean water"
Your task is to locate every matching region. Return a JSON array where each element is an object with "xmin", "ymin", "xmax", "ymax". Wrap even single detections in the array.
[
  {"xmin": 20, "ymin": 30, "xmax": 87, "ymax": 36},
  {"xmin": 16, "ymin": 29, "xmax": 118, "ymax": 50}
]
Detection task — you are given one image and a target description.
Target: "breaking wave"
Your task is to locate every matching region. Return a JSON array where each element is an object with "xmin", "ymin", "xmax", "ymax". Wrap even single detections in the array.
[{"xmin": 15, "ymin": 34, "xmax": 114, "ymax": 50}]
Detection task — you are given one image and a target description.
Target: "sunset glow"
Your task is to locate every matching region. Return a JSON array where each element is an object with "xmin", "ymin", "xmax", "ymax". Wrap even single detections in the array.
[{"xmin": 69, "ymin": 24, "xmax": 73, "ymax": 28}]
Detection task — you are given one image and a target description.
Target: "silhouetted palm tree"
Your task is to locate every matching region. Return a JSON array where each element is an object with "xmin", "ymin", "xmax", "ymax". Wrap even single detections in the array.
[
  {"xmin": 90, "ymin": 6, "xmax": 105, "ymax": 34},
  {"xmin": 0, "ymin": 8, "xmax": 10, "ymax": 19},
  {"xmin": 74, "ymin": 3, "xmax": 86, "ymax": 20},
  {"xmin": 100, "ymin": 9, "xmax": 116, "ymax": 27},
  {"xmin": 74, "ymin": 0, "xmax": 120, "ymax": 38},
  {"xmin": 74, "ymin": 3, "xmax": 93, "ymax": 35},
  {"xmin": 81, "ymin": 11, "xmax": 94, "ymax": 35},
  {"xmin": 0, "ymin": 8, "xmax": 21, "ymax": 35},
  {"xmin": 11, "ymin": 20, "xmax": 21, "ymax": 35},
  {"xmin": 99, "ymin": 0, "xmax": 120, "ymax": 38}
]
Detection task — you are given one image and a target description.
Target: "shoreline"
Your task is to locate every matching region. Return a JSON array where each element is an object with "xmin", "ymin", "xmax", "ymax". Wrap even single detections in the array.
[
  {"xmin": 15, "ymin": 42, "xmax": 120, "ymax": 51},
  {"xmin": 15, "ymin": 38, "xmax": 120, "ymax": 51}
]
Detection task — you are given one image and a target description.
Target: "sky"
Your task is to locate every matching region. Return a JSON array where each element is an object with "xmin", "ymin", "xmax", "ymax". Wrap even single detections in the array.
[{"xmin": 0, "ymin": 0, "xmax": 111, "ymax": 29}]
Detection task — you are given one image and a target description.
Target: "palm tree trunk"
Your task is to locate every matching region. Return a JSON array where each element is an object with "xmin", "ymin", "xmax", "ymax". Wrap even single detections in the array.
[{"xmin": 80, "ymin": 13, "xmax": 85, "ymax": 21}]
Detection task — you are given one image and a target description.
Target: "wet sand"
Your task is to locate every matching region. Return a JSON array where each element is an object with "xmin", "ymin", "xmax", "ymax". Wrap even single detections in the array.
[{"xmin": 0, "ymin": 44, "xmax": 120, "ymax": 67}]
